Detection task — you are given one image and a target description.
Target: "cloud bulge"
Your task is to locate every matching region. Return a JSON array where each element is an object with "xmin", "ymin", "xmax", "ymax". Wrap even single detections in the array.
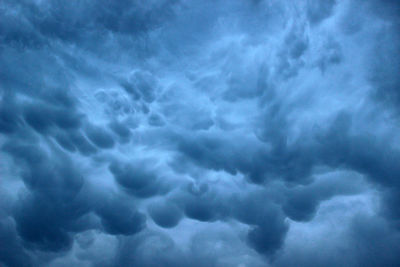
[{"xmin": 1, "ymin": 0, "xmax": 400, "ymax": 266}]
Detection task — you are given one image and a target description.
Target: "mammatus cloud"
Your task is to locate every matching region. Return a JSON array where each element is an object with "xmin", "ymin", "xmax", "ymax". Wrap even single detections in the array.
[{"xmin": 1, "ymin": 0, "xmax": 400, "ymax": 266}]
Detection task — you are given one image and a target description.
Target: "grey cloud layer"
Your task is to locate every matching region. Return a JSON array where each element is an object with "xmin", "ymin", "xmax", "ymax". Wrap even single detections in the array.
[{"xmin": 1, "ymin": 0, "xmax": 400, "ymax": 266}]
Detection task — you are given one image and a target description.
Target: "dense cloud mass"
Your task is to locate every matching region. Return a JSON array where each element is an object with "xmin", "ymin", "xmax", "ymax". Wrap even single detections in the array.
[{"xmin": 1, "ymin": 0, "xmax": 400, "ymax": 266}]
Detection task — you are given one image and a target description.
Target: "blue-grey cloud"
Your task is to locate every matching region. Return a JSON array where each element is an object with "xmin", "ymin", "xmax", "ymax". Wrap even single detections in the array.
[{"xmin": 1, "ymin": 0, "xmax": 400, "ymax": 266}]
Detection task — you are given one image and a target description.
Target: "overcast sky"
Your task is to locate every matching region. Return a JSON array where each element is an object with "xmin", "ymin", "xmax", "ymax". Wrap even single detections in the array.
[{"xmin": 1, "ymin": 0, "xmax": 400, "ymax": 266}]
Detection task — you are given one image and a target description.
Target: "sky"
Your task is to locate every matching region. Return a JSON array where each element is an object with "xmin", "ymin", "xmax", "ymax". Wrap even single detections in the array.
[{"xmin": 0, "ymin": 0, "xmax": 400, "ymax": 266}]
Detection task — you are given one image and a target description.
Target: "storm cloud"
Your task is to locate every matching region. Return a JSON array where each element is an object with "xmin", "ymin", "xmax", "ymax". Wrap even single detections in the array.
[{"xmin": 1, "ymin": 0, "xmax": 400, "ymax": 266}]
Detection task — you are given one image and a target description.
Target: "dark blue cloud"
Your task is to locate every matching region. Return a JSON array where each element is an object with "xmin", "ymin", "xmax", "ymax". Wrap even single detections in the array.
[
  {"xmin": 96, "ymin": 197, "xmax": 146, "ymax": 236},
  {"xmin": 69, "ymin": 131, "xmax": 98, "ymax": 155},
  {"xmin": 1, "ymin": 0, "xmax": 400, "ymax": 266},
  {"xmin": 0, "ymin": 219, "xmax": 33, "ymax": 267},
  {"xmin": 0, "ymin": 96, "xmax": 21, "ymax": 134},
  {"xmin": 109, "ymin": 160, "xmax": 160, "ymax": 198},
  {"xmin": 307, "ymin": 0, "xmax": 337, "ymax": 25},
  {"xmin": 109, "ymin": 120, "xmax": 132, "ymax": 143},
  {"xmin": 148, "ymin": 201, "xmax": 182, "ymax": 228},
  {"xmin": 84, "ymin": 124, "xmax": 115, "ymax": 149}
]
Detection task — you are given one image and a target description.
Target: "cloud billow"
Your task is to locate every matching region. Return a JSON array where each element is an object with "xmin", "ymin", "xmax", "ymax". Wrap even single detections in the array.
[{"xmin": 1, "ymin": 0, "xmax": 400, "ymax": 266}]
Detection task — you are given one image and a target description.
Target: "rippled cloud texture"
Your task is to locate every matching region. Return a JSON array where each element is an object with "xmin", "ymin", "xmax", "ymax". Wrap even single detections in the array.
[{"xmin": 1, "ymin": 0, "xmax": 400, "ymax": 266}]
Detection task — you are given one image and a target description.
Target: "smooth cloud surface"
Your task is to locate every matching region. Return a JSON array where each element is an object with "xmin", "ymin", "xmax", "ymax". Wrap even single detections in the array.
[{"xmin": 1, "ymin": 0, "xmax": 400, "ymax": 266}]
